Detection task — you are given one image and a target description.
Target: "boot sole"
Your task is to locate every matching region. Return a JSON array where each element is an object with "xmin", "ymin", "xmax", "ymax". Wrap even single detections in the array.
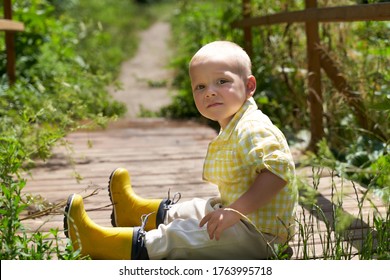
[
  {"xmin": 108, "ymin": 168, "xmax": 121, "ymax": 227},
  {"xmin": 63, "ymin": 194, "xmax": 76, "ymax": 238}
]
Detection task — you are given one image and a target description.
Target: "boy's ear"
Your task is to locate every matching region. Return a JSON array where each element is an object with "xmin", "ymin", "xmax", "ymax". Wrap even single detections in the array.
[{"xmin": 246, "ymin": 75, "xmax": 256, "ymax": 99}]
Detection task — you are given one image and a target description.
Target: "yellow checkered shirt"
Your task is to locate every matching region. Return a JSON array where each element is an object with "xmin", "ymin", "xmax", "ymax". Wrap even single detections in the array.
[{"xmin": 203, "ymin": 98, "xmax": 298, "ymax": 241}]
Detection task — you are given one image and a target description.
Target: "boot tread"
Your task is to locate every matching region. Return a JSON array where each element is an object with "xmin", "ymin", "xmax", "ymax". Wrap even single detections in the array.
[{"xmin": 63, "ymin": 194, "xmax": 76, "ymax": 238}]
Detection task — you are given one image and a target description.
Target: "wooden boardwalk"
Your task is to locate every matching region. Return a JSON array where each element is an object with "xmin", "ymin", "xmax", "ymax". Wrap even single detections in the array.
[{"xmin": 20, "ymin": 117, "xmax": 387, "ymax": 259}]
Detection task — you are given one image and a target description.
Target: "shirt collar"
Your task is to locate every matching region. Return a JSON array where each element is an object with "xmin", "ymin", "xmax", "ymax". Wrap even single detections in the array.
[{"xmin": 216, "ymin": 97, "xmax": 258, "ymax": 141}]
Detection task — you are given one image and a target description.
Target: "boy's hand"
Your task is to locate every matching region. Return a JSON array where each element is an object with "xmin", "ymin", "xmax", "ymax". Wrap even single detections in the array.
[{"xmin": 199, "ymin": 208, "xmax": 242, "ymax": 241}]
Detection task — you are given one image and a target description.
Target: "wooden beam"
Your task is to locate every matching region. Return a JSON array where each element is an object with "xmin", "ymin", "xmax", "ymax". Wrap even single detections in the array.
[
  {"xmin": 305, "ymin": 0, "xmax": 324, "ymax": 151},
  {"xmin": 0, "ymin": 19, "xmax": 25, "ymax": 31},
  {"xmin": 232, "ymin": 2, "xmax": 390, "ymax": 28}
]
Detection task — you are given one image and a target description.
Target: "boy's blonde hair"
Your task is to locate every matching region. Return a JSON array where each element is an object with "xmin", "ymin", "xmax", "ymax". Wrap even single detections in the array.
[{"xmin": 189, "ymin": 41, "xmax": 252, "ymax": 79}]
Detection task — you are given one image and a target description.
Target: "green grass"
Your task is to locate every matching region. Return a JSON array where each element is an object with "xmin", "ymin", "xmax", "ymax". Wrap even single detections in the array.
[{"xmin": 273, "ymin": 167, "xmax": 389, "ymax": 260}]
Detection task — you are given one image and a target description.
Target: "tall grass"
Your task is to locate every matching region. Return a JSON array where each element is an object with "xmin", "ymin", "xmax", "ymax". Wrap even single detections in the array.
[
  {"xmin": 249, "ymin": 166, "xmax": 390, "ymax": 261},
  {"xmin": 271, "ymin": 166, "xmax": 389, "ymax": 260}
]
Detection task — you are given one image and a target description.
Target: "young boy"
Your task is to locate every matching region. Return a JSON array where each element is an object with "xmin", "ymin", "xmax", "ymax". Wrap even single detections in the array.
[{"xmin": 64, "ymin": 41, "xmax": 298, "ymax": 259}]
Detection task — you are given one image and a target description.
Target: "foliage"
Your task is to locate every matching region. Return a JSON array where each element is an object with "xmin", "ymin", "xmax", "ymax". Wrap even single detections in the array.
[
  {"xmin": 309, "ymin": 139, "xmax": 390, "ymax": 203},
  {"xmin": 0, "ymin": 0, "xmax": 161, "ymax": 259},
  {"xmin": 1, "ymin": 0, "xmax": 128, "ymax": 157}
]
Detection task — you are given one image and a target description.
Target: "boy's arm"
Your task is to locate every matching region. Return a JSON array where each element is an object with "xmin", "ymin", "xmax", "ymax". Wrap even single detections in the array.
[
  {"xmin": 229, "ymin": 169, "xmax": 286, "ymax": 215},
  {"xmin": 199, "ymin": 169, "xmax": 286, "ymax": 240}
]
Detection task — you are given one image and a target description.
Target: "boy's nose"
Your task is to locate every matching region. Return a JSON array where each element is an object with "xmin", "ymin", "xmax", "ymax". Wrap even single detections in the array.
[{"xmin": 205, "ymin": 87, "xmax": 217, "ymax": 98}]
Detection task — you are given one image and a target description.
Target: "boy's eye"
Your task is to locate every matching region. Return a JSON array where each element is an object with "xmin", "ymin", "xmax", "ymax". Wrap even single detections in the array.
[
  {"xmin": 217, "ymin": 79, "xmax": 228, "ymax": 85},
  {"xmin": 195, "ymin": 84, "xmax": 205, "ymax": 91}
]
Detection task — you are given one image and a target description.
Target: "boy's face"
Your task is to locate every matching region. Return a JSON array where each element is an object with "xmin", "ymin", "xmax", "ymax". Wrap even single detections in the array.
[{"xmin": 190, "ymin": 57, "xmax": 255, "ymax": 129}]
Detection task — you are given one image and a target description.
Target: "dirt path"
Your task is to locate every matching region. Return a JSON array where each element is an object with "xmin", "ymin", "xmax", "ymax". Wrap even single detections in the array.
[{"xmin": 109, "ymin": 21, "xmax": 175, "ymax": 117}]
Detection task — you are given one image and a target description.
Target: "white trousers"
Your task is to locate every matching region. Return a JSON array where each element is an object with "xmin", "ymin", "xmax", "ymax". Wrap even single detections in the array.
[{"xmin": 144, "ymin": 198, "xmax": 280, "ymax": 259}]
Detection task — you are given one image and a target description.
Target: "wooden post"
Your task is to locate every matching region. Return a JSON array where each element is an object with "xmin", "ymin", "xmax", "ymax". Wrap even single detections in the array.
[
  {"xmin": 4, "ymin": 0, "xmax": 16, "ymax": 85},
  {"xmin": 305, "ymin": 0, "xmax": 324, "ymax": 151},
  {"xmin": 242, "ymin": 0, "xmax": 253, "ymax": 57}
]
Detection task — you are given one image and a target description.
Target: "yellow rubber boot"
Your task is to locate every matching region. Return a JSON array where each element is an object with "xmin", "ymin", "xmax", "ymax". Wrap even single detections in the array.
[
  {"xmin": 64, "ymin": 194, "xmax": 148, "ymax": 260},
  {"xmin": 108, "ymin": 168, "xmax": 170, "ymax": 231}
]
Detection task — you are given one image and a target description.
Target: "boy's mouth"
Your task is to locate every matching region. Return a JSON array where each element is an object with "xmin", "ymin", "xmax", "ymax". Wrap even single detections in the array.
[{"xmin": 207, "ymin": 102, "xmax": 223, "ymax": 108}]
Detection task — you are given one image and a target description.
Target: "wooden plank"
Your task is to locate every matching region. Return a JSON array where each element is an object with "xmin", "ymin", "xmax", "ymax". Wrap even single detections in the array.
[
  {"xmin": 0, "ymin": 19, "xmax": 24, "ymax": 31},
  {"xmin": 232, "ymin": 2, "xmax": 390, "ymax": 28}
]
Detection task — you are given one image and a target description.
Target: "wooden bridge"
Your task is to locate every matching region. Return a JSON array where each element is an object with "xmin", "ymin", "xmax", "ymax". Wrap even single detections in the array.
[{"xmin": 20, "ymin": 117, "xmax": 387, "ymax": 259}]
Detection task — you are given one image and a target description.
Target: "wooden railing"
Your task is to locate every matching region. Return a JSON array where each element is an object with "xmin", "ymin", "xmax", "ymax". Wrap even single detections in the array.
[
  {"xmin": 1, "ymin": 0, "xmax": 24, "ymax": 85},
  {"xmin": 233, "ymin": 1, "xmax": 390, "ymax": 150}
]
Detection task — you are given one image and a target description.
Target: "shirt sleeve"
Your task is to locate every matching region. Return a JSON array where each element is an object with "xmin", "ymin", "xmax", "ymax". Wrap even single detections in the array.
[{"xmin": 237, "ymin": 120, "xmax": 294, "ymax": 182}]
